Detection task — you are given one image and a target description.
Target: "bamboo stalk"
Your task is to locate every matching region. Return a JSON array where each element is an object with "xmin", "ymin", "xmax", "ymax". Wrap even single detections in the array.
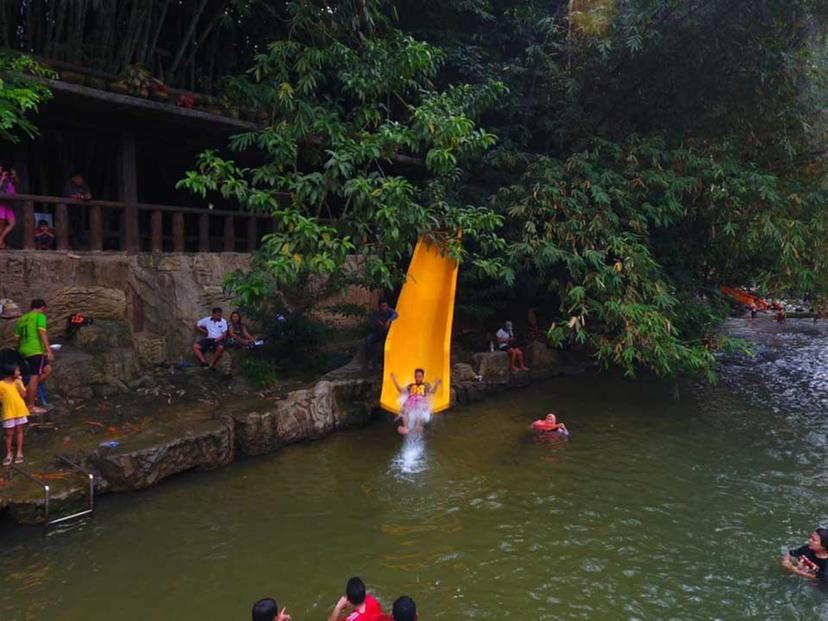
[
  {"xmin": 168, "ymin": 0, "xmax": 210, "ymax": 80},
  {"xmin": 146, "ymin": 0, "xmax": 172, "ymax": 66},
  {"xmin": 178, "ymin": 0, "xmax": 231, "ymax": 82}
]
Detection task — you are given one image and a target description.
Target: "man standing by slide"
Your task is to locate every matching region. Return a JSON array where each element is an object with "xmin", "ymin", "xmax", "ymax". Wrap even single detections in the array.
[{"xmin": 365, "ymin": 300, "xmax": 398, "ymax": 369}]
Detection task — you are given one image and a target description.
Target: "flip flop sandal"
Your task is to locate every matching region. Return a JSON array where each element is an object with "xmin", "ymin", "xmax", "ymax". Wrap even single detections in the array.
[
  {"xmin": 13, "ymin": 455, "xmax": 23, "ymax": 464},
  {"xmin": 2, "ymin": 456, "xmax": 11, "ymax": 467}
]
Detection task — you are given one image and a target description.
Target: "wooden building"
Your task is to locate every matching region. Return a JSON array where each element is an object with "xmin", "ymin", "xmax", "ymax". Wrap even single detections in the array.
[{"xmin": 2, "ymin": 76, "xmax": 269, "ymax": 254}]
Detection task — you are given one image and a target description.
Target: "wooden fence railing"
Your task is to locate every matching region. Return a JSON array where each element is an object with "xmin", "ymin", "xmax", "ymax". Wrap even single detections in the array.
[{"xmin": 9, "ymin": 193, "xmax": 272, "ymax": 254}]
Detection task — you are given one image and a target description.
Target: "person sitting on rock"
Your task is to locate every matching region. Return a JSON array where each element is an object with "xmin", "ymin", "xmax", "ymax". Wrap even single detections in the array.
[
  {"xmin": 496, "ymin": 320, "xmax": 529, "ymax": 372},
  {"xmin": 193, "ymin": 307, "xmax": 228, "ymax": 369},
  {"xmin": 226, "ymin": 310, "xmax": 256, "ymax": 348}
]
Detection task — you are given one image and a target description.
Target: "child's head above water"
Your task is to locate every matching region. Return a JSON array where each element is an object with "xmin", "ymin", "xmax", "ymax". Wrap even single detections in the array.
[
  {"xmin": 414, "ymin": 368, "xmax": 425, "ymax": 383},
  {"xmin": 545, "ymin": 413, "xmax": 557, "ymax": 424}
]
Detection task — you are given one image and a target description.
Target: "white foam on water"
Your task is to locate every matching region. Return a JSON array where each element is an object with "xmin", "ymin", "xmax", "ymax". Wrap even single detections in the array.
[{"xmin": 391, "ymin": 402, "xmax": 433, "ymax": 477}]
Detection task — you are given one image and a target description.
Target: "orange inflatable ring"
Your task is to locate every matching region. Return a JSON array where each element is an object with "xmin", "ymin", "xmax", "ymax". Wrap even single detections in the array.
[{"xmin": 532, "ymin": 420, "xmax": 562, "ymax": 432}]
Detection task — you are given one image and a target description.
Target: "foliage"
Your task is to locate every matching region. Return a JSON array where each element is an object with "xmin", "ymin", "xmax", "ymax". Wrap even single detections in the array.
[
  {"xmin": 0, "ymin": 53, "xmax": 54, "ymax": 143},
  {"xmin": 179, "ymin": 1, "xmax": 509, "ymax": 302},
  {"xmin": 0, "ymin": 0, "xmax": 272, "ymax": 92},
  {"xmin": 395, "ymin": 0, "xmax": 827, "ymax": 378},
  {"xmin": 235, "ymin": 304, "xmax": 342, "ymax": 383},
  {"xmin": 183, "ymin": 0, "xmax": 827, "ymax": 381}
]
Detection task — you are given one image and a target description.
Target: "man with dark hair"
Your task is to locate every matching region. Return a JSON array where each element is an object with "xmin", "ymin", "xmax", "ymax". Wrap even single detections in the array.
[
  {"xmin": 63, "ymin": 174, "xmax": 92, "ymax": 249},
  {"xmin": 193, "ymin": 307, "xmax": 228, "ymax": 368},
  {"xmin": 14, "ymin": 298, "xmax": 53, "ymax": 413},
  {"xmin": 251, "ymin": 597, "xmax": 291, "ymax": 621},
  {"xmin": 328, "ymin": 576, "xmax": 384, "ymax": 621},
  {"xmin": 391, "ymin": 596, "xmax": 417, "ymax": 621},
  {"xmin": 364, "ymin": 300, "xmax": 398, "ymax": 369}
]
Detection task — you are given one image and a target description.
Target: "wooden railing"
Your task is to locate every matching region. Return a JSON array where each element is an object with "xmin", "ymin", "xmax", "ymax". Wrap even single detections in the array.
[{"xmin": 10, "ymin": 193, "xmax": 272, "ymax": 254}]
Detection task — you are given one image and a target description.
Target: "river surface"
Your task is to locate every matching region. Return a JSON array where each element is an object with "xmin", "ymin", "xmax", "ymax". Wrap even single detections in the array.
[{"xmin": 1, "ymin": 317, "xmax": 827, "ymax": 620}]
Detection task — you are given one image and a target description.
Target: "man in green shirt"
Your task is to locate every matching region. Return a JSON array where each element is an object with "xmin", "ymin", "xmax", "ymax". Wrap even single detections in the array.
[{"xmin": 15, "ymin": 298, "xmax": 54, "ymax": 414}]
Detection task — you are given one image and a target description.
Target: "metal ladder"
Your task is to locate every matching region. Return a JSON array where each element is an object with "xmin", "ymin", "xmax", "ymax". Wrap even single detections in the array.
[{"xmin": 9, "ymin": 455, "xmax": 95, "ymax": 526}]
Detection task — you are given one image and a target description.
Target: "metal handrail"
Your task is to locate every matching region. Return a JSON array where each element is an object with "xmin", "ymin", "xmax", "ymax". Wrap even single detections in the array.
[
  {"xmin": 8, "ymin": 465, "xmax": 50, "ymax": 523},
  {"xmin": 7, "ymin": 458, "xmax": 97, "ymax": 526},
  {"xmin": 54, "ymin": 455, "xmax": 95, "ymax": 525}
]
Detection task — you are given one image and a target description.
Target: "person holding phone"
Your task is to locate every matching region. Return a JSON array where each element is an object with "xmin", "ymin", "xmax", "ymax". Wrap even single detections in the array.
[{"xmin": 0, "ymin": 164, "xmax": 18, "ymax": 249}]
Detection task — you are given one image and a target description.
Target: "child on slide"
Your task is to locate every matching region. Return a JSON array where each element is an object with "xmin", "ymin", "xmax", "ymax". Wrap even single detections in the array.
[{"xmin": 391, "ymin": 368, "xmax": 442, "ymax": 435}]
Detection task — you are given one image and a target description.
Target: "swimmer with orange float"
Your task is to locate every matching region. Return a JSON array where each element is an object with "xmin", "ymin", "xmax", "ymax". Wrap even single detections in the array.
[
  {"xmin": 531, "ymin": 412, "xmax": 570, "ymax": 437},
  {"xmin": 390, "ymin": 368, "xmax": 441, "ymax": 435}
]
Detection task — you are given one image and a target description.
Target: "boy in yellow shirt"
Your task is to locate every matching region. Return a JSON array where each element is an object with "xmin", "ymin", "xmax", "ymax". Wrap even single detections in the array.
[{"xmin": 1, "ymin": 361, "xmax": 28, "ymax": 466}]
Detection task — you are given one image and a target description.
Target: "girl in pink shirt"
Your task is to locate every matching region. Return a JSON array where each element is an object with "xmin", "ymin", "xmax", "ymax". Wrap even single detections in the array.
[{"xmin": 0, "ymin": 165, "xmax": 18, "ymax": 249}]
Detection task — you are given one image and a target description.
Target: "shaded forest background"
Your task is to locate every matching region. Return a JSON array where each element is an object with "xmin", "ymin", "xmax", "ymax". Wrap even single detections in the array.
[{"xmin": 2, "ymin": 0, "xmax": 826, "ymax": 378}]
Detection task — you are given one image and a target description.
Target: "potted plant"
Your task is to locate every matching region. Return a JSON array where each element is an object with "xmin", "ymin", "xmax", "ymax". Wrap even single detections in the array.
[
  {"xmin": 177, "ymin": 92, "xmax": 199, "ymax": 109},
  {"xmin": 108, "ymin": 80, "xmax": 129, "ymax": 94},
  {"xmin": 148, "ymin": 79, "xmax": 170, "ymax": 102},
  {"xmin": 122, "ymin": 64, "xmax": 152, "ymax": 97},
  {"xmin": 60, "ymin": 70, "xmax": 86, "ymax": 85}
]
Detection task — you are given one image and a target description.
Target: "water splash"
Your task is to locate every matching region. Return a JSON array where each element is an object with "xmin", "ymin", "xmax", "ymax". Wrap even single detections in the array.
[{"xmin": 391, "ymin": 403, "xmax": 432, "ymax": 476}]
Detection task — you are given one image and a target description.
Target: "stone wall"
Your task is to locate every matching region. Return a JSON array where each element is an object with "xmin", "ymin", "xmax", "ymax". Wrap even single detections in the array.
[{"xmin": 0, "ymin": 251, "xmax": 248, "ymax": 360}]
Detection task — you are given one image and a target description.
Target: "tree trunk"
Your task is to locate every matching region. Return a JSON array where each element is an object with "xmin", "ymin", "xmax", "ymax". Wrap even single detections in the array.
[
  {"xmin": 168, "ymin": 0, "xmax": 210, "ymax": 81},
  {"xmin": 177, "ymin": 0, "xmax": 231, "ymax": 83},
  {"xmin": 145, "ymin": 0, "xmax": 172, "ymax": 67}
]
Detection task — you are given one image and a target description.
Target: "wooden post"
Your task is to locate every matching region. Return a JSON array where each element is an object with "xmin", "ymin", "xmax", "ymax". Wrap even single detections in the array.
[
  {"xmin": 22, "ymin": 200, "xmax": 35, "ymax": 250},
  {"xmin": 150, "ymin": 210, "xmax": 163, "ymax": 252},
  {"xmin": 89, "ymin": 204, "xmax": 103, "ymax": 251},
  {"xmin": 198, "ymin": 213, "xmax": 209, "ymax": 252},
  {"xmin": 118, "ymin": 132, "xmax": 139, "ymax": 254},
  {"xmin": 55, "ymin": 203, "xmax": 69, "ymax": 251},
  {"xmin": 223, "ymin": 215, "xmax": 234, "ymax": 252},
  {"xmin": 246, "ymin": 217, "xmax": 257, "ymax": 252},
  {"xmin": 173, "ymin": 212, "xmax": 185, "ymax": 252}
]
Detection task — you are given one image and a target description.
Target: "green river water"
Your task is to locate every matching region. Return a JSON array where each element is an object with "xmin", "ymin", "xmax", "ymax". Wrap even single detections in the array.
[{"xmin": 1, "ymin": 318, "xmax": 827, "ymax": 620}]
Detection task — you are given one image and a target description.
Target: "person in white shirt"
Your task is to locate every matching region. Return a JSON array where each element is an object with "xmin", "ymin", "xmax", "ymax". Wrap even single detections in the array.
[
  {"xmin": 495, "ymin": 320, "xmax": 529, "ymax": 372},
  {"xmin": 193, "ymin": 307, "xmax": 228, "ymax": 368}
]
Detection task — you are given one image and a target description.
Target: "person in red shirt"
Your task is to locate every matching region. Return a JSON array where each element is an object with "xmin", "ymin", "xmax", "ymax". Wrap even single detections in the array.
[{"xmin": 328, "ymin": 577, "xmax": 384, "ymax": 621}]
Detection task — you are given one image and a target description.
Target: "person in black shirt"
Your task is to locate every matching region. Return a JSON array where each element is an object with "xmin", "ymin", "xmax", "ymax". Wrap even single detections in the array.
[
  {"xmin": 782, "ymin": 527, "xmax": 828, "ymax": 581},
  {"xmin": 364, "ymin": 300, "xmax": 398, "ymax": 368}
]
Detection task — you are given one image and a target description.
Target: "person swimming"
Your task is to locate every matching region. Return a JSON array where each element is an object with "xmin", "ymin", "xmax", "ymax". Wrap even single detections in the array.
[
  {"xmin": 531, "ymin": 412, "xmax": 569, "ymax": 436},
  {"xmin": 390, "ymin": 368, "xmax": 441, "ymax": 435},
  {"xmin": 782, "ymin": 527, "xmax": 828, "ymax": 582}
]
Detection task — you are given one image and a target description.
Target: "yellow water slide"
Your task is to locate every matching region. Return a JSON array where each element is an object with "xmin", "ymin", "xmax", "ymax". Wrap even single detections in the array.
[{"xmin": 380, "ymin": 238, "xmax": 459, "ymax": 414}]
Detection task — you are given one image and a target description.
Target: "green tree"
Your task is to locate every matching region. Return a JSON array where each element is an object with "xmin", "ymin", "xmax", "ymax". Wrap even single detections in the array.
[
  {"xmin": 179, "ymin": 0, "xmax": 509, "ymax": 309},
  {"xmin": 0, "ymin": 53, "xmax": 53, "ymax": 143},
  {"xmin": 397, "ymin": 0, "xmax": 827, "ymax": 377}
]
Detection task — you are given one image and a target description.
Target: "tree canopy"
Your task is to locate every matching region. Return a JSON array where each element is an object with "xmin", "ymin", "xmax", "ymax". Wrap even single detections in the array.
[
  {"xmin": 179, "ymin": 0, "xmax": 827, "ymax": 379},
  {"xmin": 0, "ymin": 52, "xmax": 53, "ymax": 143}
]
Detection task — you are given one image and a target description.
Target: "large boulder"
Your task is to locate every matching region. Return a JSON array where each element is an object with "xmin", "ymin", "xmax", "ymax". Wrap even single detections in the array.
[
  {"xmin": 452, "ymin": 362, "xmax": 478, "ymax": 382},
  {"xmin": 232, "ymin": 378, "xmax": 378, "ymax": 456},
  {"xmin": 49, "ymin": 286, "xmax": 128, "ymax": 321},
  {"xmin": 48, "ymin": 347, "xmax": 141, "ymax": 399},
  {"xmin": 524, "ymin": 340, "xmax": 559, "ymax": 370},
  {"xmin": 473, "ymin": 351, "xmax": 510, "ymax": 384},
  {"xmin": 134, "ymin": 332, "xmax": 167, "ymax": 367},
  {"xmin": 74, "ymin": 319, "xmax": 133, "ymax": 351},
  {"xmin": 84, "ymin": 417, "xmax": 234, "ymax": 491}
]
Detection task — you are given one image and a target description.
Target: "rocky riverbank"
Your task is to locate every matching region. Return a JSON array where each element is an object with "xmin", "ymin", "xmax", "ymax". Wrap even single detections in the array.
[{"xmin": 0, "ymin": 345, "xmax": 591, "ymax": 526}]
